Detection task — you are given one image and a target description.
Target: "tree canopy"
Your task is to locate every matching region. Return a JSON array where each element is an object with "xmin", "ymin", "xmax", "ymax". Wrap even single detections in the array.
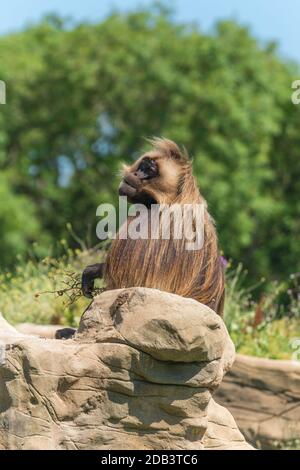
[{"xmin": 0, "ymin": 8, "xmax": 299, "ymax": 282}]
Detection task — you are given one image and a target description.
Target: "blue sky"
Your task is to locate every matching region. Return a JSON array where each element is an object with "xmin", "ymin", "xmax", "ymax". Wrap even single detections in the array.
[{"xmin": 0, "ymin": 0, "xmax": 299, "ymax": 63}]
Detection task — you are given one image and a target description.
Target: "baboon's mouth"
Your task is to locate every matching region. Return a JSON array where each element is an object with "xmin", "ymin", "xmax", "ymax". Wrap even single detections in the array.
[
  {"xmin": 119, "ymin": 180, "xmax": 157, "ymax": 207},
  {"xmin": 119, "ymin": 179, "xmax": 137, "ymax": 197}
]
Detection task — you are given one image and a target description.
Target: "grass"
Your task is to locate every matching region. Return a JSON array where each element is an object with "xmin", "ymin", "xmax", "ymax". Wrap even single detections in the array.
[
  {"xmin": 0, "ymin": 244, "xmax": 105, "ymax": 327},
  {"xmin": 224, "ymin": 263, "xmax": 300, "ymax": 359},
  {"xmin": 0, "ymin": 247, "xmax": 299, "ymax": 360}
]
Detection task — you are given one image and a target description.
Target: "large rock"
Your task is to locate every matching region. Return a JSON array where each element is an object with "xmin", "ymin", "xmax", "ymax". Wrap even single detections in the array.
[
  {"xmin": 15, "ymin": 323, "xmax": 62, "ymax": 339},
  {"xmin": 0, "ymin": 287, "xmax": 252, "ymax": 450},
  {"xmin": 215, "ymin": 354, "xmax": 300, "ymax": 449}
]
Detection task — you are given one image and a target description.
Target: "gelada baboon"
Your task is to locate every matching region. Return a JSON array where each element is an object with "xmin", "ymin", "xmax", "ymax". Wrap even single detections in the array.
[{"xmin": 82, "ymin": 138, "xmax": 225, "ymax": 316}]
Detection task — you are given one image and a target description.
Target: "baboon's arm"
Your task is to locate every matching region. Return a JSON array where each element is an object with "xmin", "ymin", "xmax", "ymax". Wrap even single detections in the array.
[{"xmin": 82, "ymin": 263, "xmax": 105, "ymax": 298}]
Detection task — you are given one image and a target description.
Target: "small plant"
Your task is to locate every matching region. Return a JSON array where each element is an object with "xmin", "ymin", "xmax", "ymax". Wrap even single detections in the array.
[
  {"xmin": 0, "ymin": 242, "xmax": 106, "ymax": 326},
  {"xmin": 36, "ymin": 269, "xmax": 105, "ymax": 306}
]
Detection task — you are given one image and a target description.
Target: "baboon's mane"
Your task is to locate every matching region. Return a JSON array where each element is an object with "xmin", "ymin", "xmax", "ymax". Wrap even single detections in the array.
[{"xmin": 105, "ymin": 138, "xmax": 225, "ymax": 315}]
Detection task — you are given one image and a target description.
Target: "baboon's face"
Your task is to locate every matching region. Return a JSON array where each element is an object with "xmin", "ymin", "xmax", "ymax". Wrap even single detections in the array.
[{"xmin": 119, "ymin": 152, "xmax": 182, "ymax": 206}]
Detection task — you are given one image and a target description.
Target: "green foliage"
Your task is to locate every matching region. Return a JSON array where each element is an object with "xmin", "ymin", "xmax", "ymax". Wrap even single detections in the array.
[
  {"xmin": 0, "ymin": 246, "xmax": 102, "ymax": 326},
  {"xmin": 1, "ymin": 247, "xmax": 299, "ymax": 361},
  {"xmin": 224, "ymin": 264, "xmax": 300, "ymax": 359},
  {"xmin": 0, "ymin": 7, "xmax": 299, "ymax": 281},
  {"xmin": 0, "ymin": 172, "xmax": 43, "ymax": 268}
]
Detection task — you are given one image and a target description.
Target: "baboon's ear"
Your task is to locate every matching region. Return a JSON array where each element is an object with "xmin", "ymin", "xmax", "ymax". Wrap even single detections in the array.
[
  {"xmin": 167, "ymin": 142, "xmax": 183, "ymax": 161},
  {"xmin": 148, "ymin": 137, "xmax": 189, "ymax": 162}
]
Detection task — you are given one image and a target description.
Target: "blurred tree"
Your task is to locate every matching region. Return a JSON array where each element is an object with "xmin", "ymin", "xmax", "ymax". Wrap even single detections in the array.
[
  {"xmin": 0, "ymin": 172, "xmax": 43, "ymax": 267},
  {"xmin": 0, "ymin": 7, "xmax": 299, "ymax": 280}
]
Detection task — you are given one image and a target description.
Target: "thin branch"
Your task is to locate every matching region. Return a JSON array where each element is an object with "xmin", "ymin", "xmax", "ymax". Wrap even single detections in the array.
[{"xmin": 35, "ymin": 270, "xmax": 105, "ymax": 306}]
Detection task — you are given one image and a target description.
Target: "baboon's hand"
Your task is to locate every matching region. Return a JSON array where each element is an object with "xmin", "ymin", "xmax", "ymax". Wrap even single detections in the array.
[{"xmin": 81, "ymin": 263, "xmax": 104, "ymax": 298}]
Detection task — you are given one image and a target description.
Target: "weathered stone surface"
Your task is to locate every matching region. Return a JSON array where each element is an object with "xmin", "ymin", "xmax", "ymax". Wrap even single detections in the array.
[
  {"xmin": 15, "ymin": 323, "xmax": 62, "ymax": 339},
  {"xmin": 0, "ymin": 287, "xmax": 252, "ymax": 450},
  {"xmin": 215, "ymin": 354, "xmax": 300, "ymax": 449}
]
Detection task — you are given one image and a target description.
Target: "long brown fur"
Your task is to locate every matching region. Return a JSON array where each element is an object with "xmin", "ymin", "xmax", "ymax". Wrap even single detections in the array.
[{"xmin": 105, "ymin": 138, "xmax": 225, "ymax": 316}]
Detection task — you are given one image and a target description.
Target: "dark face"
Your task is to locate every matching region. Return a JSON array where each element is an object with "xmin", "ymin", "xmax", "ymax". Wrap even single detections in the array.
[
  {"xmin": 119, "ymin": 156, "xmax": 159, "ymax": 206},
  {"xmin": 135, "ymin": 157, "xmax": 159, "ymax": 180}
]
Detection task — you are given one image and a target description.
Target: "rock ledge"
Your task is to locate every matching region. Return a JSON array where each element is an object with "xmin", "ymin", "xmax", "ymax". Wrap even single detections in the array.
[{"xmin": 0, "ymin": 288, "xmax": 253, "ymax": 450}]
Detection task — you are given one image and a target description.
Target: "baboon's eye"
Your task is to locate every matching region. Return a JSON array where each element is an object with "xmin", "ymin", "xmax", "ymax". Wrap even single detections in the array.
[{"xmin": 137, "ymin": 158, "xmax": 159, "ymax": 180}]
